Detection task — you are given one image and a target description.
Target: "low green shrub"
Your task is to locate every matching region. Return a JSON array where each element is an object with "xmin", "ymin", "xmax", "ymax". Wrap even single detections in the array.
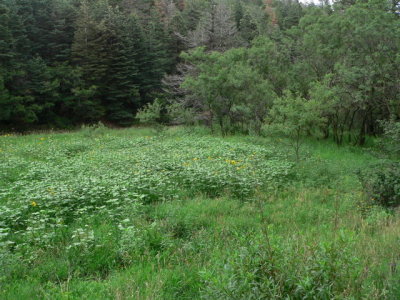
[
  {"xmin": 357, "ymin": 162, "xmax": 400, "ymax": 208},
  {"xmin": 80, "ymin": 122, "xmax": 108, "ymax": 138},
  {"xmin": 200, "ymin": 231, "xmax": 361, "ymax": 299},
  {"xmin": 379, "ymin": 120, "xmax": 400, "ymax": 156},
  {"xmin": 136, "ymin": 99, "xmax": 166, "ymax": 133},
  {"xmin": 294, "ymin": 158, "xmax": 340, "ymax": 188}
]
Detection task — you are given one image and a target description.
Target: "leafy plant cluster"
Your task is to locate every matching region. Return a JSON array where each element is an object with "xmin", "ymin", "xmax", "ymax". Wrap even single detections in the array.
[
  {"xmin": 0, "ymin": 130, "xmax": 293, "ymax": 280},
  {"xmin": 201, "ymin": 230, "xmax": 361, "ymax": 299},
  {"xmin": 380, "ymin": 120, "xmax": 400, "ymax": 157},
  {"xmin": 358, "ymin": 162, "xmax": 400, "ymax": 208},
  {"xmin": 181, "ymin": 1, "xmax": 400, "ymax": 147},
  {"xmin": 1, "ymin": 128, "xmax": 398, "ymax": 299}
]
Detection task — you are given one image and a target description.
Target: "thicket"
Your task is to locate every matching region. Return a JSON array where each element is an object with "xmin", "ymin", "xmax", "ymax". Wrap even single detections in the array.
[
  {"xmin": 178, "ymin": 1, "xmax": 400, "ymax": 146},
  {"xmin": 357, "ymin": 162, "xmax": 400, "ymax": 210}
]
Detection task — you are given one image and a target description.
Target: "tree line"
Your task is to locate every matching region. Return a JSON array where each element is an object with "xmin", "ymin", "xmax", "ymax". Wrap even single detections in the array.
[
  {"xmin": 175, "ymin": 0, "xmax": 400, "ymax": 146},
  {"xmin": 1, "ymin": 0, "xmax": 399, "ymax": 145},
  {"xmin": 1, "ymin": 0, "xmax": 176, "ymax": 128}
]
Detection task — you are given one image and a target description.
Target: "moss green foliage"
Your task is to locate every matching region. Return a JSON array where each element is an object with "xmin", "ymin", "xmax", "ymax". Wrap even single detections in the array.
[
  {"xmin": 0, "ymin": 0, "xmax": 174, "ymax": 128},
  {"xmin": 0, "ymin": 127, "xmax": 399, "ymax": 299},
  {"xmin": 166, "ymin": 102, "xmax": 197, "ymax": 126},
  {"xmin": 263, "ymin": 90, "xmax": 326, "ymax": 160},
  {"xmin": 380, "ymin": 120, "xmax": 400, "ymax": 156},
  {"xmin": 181, "ymin": 0, "xmax": 400, "ymax": 145},
  {"xmin": 182, "ymin": 46, "xmax": 274, "ymax": 135},
  {"xmin": 136, "ymin": 98, "xmax": 164, "ymax": 131},
  {"xmin": 358, "ymin": 162, "xmax": 400, "ymax": 208},
  {"xmin": 1, "ymin": 0, "xmax": 399, "ymax": 134}
]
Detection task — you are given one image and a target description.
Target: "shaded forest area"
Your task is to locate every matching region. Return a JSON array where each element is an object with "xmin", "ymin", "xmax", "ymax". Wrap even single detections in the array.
[{"xmin": 0, "ymin": 0, "xmax": 399, "ymax": 145}]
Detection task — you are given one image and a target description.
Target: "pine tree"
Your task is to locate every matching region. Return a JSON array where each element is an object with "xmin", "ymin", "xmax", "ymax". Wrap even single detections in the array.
[
  {"xmin": 102, "ymin": 7, "xmax": 142, "ymax": 125},
  {"xmin": 187, "ymin": 1, "xmax": 239, "ymax": 51},
  {"xmin": 47, "ymin": 0, "xmax": 77, "ymax": 63},
  {"xmin": 72, "ymin": 0, "xmax": 109, "ymax": 86},
  {"xmin": 140, "ymin": 8, "xmax": 174, "ymax": 101},
  {"xmin": 239, "ymin": 10, "xmax": 258, "ymax": 44},
  {"xmin": 72, "ymin": 1, "xmax": 150, "ymax": 125},
  {"xmin": 0, "ymin": 2, "xmax": 14, "ymax": 67},
  {"xmin": 233, "ymin": 0, "xmax": 244, "ymax": 29}
]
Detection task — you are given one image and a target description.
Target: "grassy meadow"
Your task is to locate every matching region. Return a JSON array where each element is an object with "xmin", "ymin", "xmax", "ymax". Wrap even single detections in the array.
[{"xmin": 0, "ymin": 126, "xmax": 399, "ymax": 299}]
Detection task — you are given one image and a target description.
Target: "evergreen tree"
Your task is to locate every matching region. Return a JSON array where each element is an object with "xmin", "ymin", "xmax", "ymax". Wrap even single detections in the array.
[
  {"xmin": 140, "ymin": 8, "xmax": 174, "ymax": 101},
  {"xmin": 0, "ymin": 2, "xmax": 14, "ymax": 67},
  {"xmin": 102, "ymin": 8, "xmax": 142, "ymax": 125}
]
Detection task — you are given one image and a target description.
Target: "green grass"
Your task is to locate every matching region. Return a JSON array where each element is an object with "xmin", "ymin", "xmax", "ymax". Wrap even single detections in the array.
[{"xmin": 0, "ymin": 127, "xmax": 399, "ymax": 299}]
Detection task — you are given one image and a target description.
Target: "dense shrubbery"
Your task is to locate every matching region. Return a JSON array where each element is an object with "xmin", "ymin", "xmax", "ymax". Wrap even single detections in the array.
[
  {"xmin": 201, "ymin": 231, "xmax": 361, "ymax": 299},
  {"xmin": 180, "ymin": 1, "xmax": 400, "ymax": 145},
  {"xmin": 358, "ymin": 162, "xmax": 400, "ymax": 208},
  {"xmin": 380, "ymin": 120, "xmax": 400, "ymax": 156}
]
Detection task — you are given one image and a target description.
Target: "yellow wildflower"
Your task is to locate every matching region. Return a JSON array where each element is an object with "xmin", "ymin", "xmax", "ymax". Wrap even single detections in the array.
[{"xmin": 31, "ymin": 201, "xmax": 37, "ymax": 207}]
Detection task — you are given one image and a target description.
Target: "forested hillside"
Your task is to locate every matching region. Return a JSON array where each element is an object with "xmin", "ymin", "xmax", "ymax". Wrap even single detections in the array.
[{"xmin": 1, "ymin": 0, "xmax": 399, "ymax": 143}]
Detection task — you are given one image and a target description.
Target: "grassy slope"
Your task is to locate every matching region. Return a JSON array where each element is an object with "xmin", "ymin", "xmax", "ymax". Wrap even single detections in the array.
[{"xmin": 0, "ymin": 127, "xmax": 399, "ymax": 299}]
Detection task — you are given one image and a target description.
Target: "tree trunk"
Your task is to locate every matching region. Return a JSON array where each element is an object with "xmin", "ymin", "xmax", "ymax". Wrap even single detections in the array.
[{"xmin": 356, "ymin": 113, "xmax": 368, "ymax": 146}]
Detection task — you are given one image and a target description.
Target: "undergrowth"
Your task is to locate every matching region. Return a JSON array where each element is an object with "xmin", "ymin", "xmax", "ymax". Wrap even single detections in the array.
[{"xmin": 0, "ymin": 127, "xmax": 399, "ymax": 299}]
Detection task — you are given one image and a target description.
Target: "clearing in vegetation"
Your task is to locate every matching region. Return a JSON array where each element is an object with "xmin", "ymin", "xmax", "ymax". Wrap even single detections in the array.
[{"xmin": 0, "ymin": 127, "xmax": 399, "ymax": 299}]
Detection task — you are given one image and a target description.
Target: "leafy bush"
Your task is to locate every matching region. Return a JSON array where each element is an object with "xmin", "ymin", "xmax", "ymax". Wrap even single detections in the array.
[
  {"xmin": 379, "ymin": 120, "xmax": 400, "ymax": 156},
  {"xmin": 201, "ymin": 231, "xmax": 361, "ymax": 299},
  {"xmin": 263, "ymin": 90, "xmax": 326, "ymax": 161},
  {"xmin": 364, "ymin": 206, "xmax": 391, "ymax": 228},
  {"xmin": 166, "ymin": 102, "xmax": 197, "ymax": 126},
  {"xmin": 294, "ymin": 158, "xmax": 341, "ymax": 188},
  {"xmin": 357, "ymin": 162, "xmax": 400, "ymax": 208},
  {"xmin": 136, "ymin": 98, "xmax": 162, "ymax": 122},
  {"xmin": 80, "ymin": 122, "xmax": 108, "ymax": 138}
]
